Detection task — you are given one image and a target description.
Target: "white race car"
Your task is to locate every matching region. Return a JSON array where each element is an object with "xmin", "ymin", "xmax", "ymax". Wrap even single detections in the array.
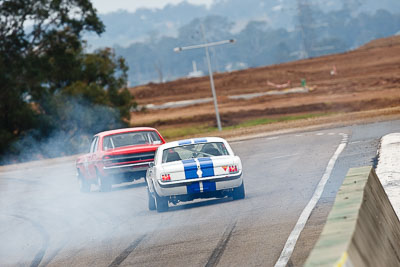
[{"xmin": 146, "ymin": 137, "xmax": 245, "ymax": 212}]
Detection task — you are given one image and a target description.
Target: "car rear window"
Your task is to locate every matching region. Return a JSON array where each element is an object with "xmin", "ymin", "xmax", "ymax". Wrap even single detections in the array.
[
  {"xmin": 162, "ymin": 142, "xmax": 229, "ymax": 163},
  {"xmin": 103, "ymin": 131, "xmax": 162, "ymax": 150}
]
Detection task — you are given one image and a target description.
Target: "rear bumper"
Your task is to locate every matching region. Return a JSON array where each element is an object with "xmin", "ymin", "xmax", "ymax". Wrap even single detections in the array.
[
  {"xmin": 103, "ymin": 162, "xmax": 150, "ymax": 174},
  {"xmin": 153, "ymin": 173, "xmax": 243, "ymax": 197}
]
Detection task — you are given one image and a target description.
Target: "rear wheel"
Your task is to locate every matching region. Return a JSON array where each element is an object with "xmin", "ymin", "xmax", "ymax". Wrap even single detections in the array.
[
  {"xmin": 155, "ymin": 192, "xmax": 168, "ymax": 212},
  {"xmin": 147, "ymin": 187, "xmax": 156, "ymax": 211},
  {"xmin": 233, "ymin": 181, "xmax": 245, "ymax": 200},
  {"xmin": 97, "ymin": 171, "xmax": 112, "ymax": 192},
  {"xmin": 78, "ymin": 172, "xmax": 90, "ymax": 193}
]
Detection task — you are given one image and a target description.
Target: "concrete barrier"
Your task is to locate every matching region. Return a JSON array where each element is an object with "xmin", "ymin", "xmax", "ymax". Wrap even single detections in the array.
[
  {"xmin": 376, "ymin": 133, "xmax": 400, "ymax": 219},
  {"xmin": 304, "ymin": 166, "xmax": 400, "ymax": 267}
]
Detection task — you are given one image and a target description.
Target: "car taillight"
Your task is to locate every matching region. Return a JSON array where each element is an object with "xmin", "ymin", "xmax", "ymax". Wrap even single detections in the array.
[
  {"xmin": 229, "ymin": 165, "xmax": 238, "ymax": 173},
  {"xmin": 162, "ymin": 174, "xmax": 171, "ymax": 182}
]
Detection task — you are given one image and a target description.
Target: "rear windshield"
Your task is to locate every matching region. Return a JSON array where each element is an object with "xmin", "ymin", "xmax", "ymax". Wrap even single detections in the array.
[
  {"xmin": 103, "ymin": 131, "xmax": 161, "ymax": 150},
  {"xmin": 162, "ymin": 142, "xmax": 229, "ymax": 163}
]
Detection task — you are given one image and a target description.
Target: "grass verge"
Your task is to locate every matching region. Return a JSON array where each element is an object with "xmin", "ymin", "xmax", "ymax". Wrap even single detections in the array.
[
  {"xmin": 159, "ymin": 125, "xmax": 217, "ymax": 140},
  {"xmin": 159, "ymin": 113, "xmax": 332, "ymax": 140}
]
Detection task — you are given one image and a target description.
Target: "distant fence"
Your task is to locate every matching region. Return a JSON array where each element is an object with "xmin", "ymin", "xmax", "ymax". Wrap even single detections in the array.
[{"xmin": 304, "ymin": 166, "xmax": 400, "ymax": 267}]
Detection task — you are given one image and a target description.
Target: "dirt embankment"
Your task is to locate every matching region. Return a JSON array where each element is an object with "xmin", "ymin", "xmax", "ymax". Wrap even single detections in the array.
[{"xmin": 129, "ymin": 36, "xmax": 400, "ymax": 130}]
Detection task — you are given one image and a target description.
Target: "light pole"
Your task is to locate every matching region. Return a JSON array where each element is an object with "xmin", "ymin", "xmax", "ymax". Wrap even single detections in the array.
[{"xmin": 174, "ymin": 28, "xmax": 235, "ymax": 131}]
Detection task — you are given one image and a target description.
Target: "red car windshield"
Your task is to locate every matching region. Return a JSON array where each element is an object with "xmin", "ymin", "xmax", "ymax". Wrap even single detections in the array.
[{"xmin": 103, "ymin": 131, "xmax": 162, "ymax": 150}]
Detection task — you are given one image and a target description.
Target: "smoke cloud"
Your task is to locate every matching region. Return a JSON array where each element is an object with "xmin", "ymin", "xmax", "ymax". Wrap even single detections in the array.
[{"xmin": 2, "ymin": 97, "xmax": 124, "ymax": 165}]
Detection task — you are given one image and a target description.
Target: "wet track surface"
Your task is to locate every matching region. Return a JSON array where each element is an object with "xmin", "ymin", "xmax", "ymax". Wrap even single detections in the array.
[{"xmin": 1, "ymin": 120, "xmax": 400, "ymax": 266}]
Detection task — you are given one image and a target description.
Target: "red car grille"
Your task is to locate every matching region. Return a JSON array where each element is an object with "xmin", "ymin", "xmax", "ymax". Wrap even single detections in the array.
[{"xmin": 104, "ymin": 152, "xmax": 155, "ymax": 166}]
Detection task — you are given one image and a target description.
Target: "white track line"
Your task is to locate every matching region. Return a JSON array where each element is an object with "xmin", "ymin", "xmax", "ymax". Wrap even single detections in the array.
[{"xmin": 274, "ymin": 134, "xmax": 348, "ymax": 267}]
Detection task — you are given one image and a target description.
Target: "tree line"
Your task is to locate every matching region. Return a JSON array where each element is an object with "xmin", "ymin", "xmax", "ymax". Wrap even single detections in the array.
[
  {"xmin": 116, "ymin": 8, "xmax": 400, "ymax": 85},
  {"xmin": 0, "ymin": 0, "xmax": 134, "ymax": 163}
]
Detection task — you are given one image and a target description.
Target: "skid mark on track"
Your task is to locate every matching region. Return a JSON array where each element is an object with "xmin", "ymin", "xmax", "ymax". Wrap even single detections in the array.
[
  {"xmin": 270, "ymin": 153, "xmax": 300, "ymax": 160},
  {"xmin": 205, "ymin": 221, "xmax": 237, "ymax": 267},
  {"xmin": 1, "ymin": 177, "xmax": 42, "ymax": 186},
  {"xmin": 11, "ymin": 214, "xmax": 50, "ymax": 267},
  {"xmin": 40, "ymin": 235, "xmax": 71, "ymax": 267},
  {"xmin": 108, "ymin": 234, "xmax": 146, "ymax": 267}
]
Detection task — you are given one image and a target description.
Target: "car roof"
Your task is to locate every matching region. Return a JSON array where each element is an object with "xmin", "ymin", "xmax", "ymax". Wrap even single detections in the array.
[
  {"xmin": 95, "ymin": 127, "xmax": 159, "ymax": 138},
  {"xmin": 158, "ymin": 137, "xmax": 227, "ymax": 150}
]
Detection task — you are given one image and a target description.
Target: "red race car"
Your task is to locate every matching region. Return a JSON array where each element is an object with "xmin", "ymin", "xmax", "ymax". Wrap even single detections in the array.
[{"xmin": 76, "ymin": 127, "xmax": 165, "ymax": 192}]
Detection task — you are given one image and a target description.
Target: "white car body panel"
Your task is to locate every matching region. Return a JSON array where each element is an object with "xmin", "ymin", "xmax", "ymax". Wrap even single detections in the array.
[{"xmin": 146, "ymin": 137, "xmax": 243, "ymax": 198}]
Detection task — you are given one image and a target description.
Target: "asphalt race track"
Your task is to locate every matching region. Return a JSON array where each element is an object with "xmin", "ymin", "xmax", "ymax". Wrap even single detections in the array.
[{"xmin": 1, "ymin": 120, "xmax": 400, "ymax": 267}]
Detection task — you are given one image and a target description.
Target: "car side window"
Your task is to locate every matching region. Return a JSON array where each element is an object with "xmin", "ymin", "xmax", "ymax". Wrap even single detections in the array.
[
  {"xmin": 150, "ymin": 131, "xmax": 161, "ymax": 143},
  {"xmin": 93, "ymin": 137, "xmax": 99, "ymax": 152},
  {"xmin": 89, "ymin": 137, "xmax": 98, "ymax": 153},
  {"xmin": 217, "ymin": 142, "xmax": 230, "ymax": 156}
]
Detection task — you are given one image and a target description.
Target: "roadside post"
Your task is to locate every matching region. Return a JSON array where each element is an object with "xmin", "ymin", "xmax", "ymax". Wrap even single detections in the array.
[{"xmin": 174, "ymin": 27, "xmax": 235, "ymax": 131}]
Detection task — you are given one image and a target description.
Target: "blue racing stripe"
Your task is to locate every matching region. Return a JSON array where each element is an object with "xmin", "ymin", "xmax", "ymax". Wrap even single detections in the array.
[
  {"xmin": 187, "ymin": 182, "xmax": 201, "ymax": 194},
  {"xmin": 194, "ymin": 138, "xmax": 207, "ymax": 144},
  {"xmin": 198, "ymin": 157, "xmax": 216, "ymax": 192},
  {"xmin": 198, "ymin": 157, "xmax": 215, "ymax": 177},
  {"xmin": 182, "ymin": 159, "xmax": 199, "ymax": 194},
  {"xmin": 202, "ymin": 181, "xmax": 216, "ymax": 192},
  {"xmin": 182, "ymin": 159, "xmax": 198, "ymax": 179},
  {"xmin": 178, "ymin": 140, "xmax": 192, "ymax": 145}
]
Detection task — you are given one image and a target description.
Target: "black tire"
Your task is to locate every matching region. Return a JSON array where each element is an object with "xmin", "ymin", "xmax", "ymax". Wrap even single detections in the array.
[
  {"xmin": 97, "ymin": 171, "xmax": 112, "ymax": 192},
  {"xmin": 155, "ymin": 192, "xmax": 168, "ymax": 212},
  {"xmin": 78, "ymin": 173, "xmax": 90, "ymax": 193},
  {"xmin": 147, "ymin": 187, "xmax": 156, "ymax": 211},
  {"xmin": 233, "ymin": 181, "xmax": 245, "ymax": 200}
]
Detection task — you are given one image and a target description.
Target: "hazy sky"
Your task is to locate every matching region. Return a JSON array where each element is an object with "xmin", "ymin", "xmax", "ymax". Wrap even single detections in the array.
[{"xmin": 91, "ymin": 0, "xmax": 214, "ymax": 13}]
